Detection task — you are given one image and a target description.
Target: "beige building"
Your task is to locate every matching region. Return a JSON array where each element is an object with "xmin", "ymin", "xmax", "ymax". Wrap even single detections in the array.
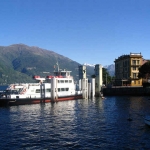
[{"xmin": 114, "ymin": 53, "xmax": 144, "ymax": 86}]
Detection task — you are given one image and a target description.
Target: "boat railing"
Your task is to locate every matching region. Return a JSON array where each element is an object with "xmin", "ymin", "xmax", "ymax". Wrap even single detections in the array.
[{"xmin": 20, "ymin": 86, "xmax": 27, "ymax": 94}]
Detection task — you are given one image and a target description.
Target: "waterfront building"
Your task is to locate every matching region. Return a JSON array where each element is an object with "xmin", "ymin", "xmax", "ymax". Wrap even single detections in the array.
[{"xmin": 114, "ymin": 53, "xmax": 145, "ymax": 86}]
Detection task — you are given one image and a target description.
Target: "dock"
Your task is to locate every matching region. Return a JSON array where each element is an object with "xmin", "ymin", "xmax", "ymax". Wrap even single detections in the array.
[{"xmin": 102, "ymin": 86, "xmax": 150, "ymax": 96}]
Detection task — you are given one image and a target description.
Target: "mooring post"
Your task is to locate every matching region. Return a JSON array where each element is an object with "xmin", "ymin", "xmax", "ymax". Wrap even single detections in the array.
[
  {"xmin": 91, "ymin": 78, "xmax": 95, "ymax": 97},
  {"xmin": 51, "ymin": 77, "xmax": 58, "ymax": 102}
]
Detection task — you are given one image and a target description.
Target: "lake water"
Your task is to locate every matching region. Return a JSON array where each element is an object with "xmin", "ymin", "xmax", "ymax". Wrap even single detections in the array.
[
  {"xmin": 0, "ymin": 85, "xmax": 8, "ymax": 92},
  {"xmin": 0, "ymin": 96, "xmax": 150, "ymax": 149}
]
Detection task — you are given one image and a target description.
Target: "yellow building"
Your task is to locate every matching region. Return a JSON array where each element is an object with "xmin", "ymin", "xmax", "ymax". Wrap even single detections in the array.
[{"xmin": 114, "ymin": 53, "xmax": 143, "ymax": 86}]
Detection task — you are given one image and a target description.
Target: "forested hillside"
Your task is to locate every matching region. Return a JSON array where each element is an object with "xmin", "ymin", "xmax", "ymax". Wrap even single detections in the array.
[{"xmin": 0, "ymin": 44, "xmax": 94, "ymax": 84}]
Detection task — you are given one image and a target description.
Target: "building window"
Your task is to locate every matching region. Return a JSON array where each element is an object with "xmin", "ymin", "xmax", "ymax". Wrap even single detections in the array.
[
  {"xmin": 134, "ymin": 80, "xmax": 136, "ymax": 84},
  {"xmin": 138, "ymin": 81, "xmax": 140, "ymax": 84},
  {"xmin": 132, "ymin": 60, "xmax": 136, "ymax": 65},
  {"xmin": 137, "ymin": 60, "xmax": 140, "ymax": 65},
  {"xmin": 133, "ymin": 73, "xmax": 137, "ymax": 78},
  {"xmin": 133, "ymin": 67, "xmax": 136, "ymax": 70}
]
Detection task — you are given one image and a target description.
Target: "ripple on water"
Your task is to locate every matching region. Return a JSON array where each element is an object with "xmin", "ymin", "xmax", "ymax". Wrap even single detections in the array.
[{"xmin": 0, "ymin": 97, "xmax": 150, "ymax": 149}]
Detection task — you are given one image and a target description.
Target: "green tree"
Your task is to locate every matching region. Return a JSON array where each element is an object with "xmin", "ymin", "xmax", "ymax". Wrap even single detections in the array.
[
  {"xmin": 138, "ymin": 61, "xmax": 150, "ymax": 79},
  {"xmin": 91, "ymin": 68, "xmax": 112, "ymax": 85},
  {"xmin": 103, "ymin": 68, "xmax": 112, "ymax": 85}
]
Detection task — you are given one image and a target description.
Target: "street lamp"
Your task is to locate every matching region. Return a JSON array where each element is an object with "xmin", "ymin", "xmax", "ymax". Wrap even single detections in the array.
[{"xmin": 106, "ymin": 74, "xmax": 107, "ymax": 86}]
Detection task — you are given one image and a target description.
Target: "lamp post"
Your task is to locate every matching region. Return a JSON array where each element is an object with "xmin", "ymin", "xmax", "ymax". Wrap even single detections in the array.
[{"xmin": 106, "ymin": 74, "xmax": 107, "ymax": 86}]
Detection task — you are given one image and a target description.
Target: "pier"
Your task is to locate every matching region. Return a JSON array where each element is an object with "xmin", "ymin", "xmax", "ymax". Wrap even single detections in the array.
[{"xmin": 102, "ymin": 86, "xmax": 150, "ymax": 96}]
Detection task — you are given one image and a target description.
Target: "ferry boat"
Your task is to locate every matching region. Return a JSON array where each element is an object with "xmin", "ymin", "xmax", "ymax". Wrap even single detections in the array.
[{"xmin": 0, "ymin": 69, "xmax": 82, "ymax": 106}]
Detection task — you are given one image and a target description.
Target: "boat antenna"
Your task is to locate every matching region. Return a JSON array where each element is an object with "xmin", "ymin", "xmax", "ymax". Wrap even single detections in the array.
[{"xmin": 56, "ymin": 61, "xmax": 59, "ymax": 71}]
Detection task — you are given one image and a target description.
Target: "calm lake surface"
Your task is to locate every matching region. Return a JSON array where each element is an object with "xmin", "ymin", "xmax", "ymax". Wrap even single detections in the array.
[{"xmin": 0, "ymin": 96, "xmax": 150, "ymax": 149}]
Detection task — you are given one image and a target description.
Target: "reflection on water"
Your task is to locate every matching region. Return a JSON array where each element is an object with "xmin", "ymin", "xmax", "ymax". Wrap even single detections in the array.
[{"xmin": 0, "ymin": 96, "xmax": 150, "ymax": 149}]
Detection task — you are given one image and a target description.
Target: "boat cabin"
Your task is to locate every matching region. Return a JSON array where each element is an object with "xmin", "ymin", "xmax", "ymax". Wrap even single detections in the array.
[{"xmin": 53, "ymin": 70, "xmax": 71, "ymax": 78}]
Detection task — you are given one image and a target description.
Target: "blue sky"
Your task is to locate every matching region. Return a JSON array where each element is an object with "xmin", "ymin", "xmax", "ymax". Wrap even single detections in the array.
[{"xmin": 0, "ymin": 0, "xmax": 150, "ymax": 66}]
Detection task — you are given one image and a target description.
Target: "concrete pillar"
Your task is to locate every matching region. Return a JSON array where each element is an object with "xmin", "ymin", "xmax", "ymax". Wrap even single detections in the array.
[
  {"xmin": 40, "ymin": 83, "xmax": 45, "ymax": 98},
  {"xmin": 88, "ymin": 82, "xmax": 91, "ymax": 98},
  {"xmin": 82, "ymin": 78, "xmax": 88, "ymax": 99},
  {"xmin": 78, "ymin": 65, "xmax": 86, "ymax": 80},
  {"xmin": 79, "ymin": 79, "xmax": 82, "ymax": 91},
  {"xmin": 91, "ymin": 78, "xmax": 95, "ymax": 97},
  {"xmin": 95, "ymin": 64, "xmax": 103, "ymax": 97},
  {"xmin": 51, "ymin": 78, "xmax": 58, "ymax": 102}
]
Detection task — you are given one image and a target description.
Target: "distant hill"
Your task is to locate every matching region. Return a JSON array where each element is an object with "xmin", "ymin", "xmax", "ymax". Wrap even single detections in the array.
[
  {"xmin": 0, "ymin": 44, "xmax": 95, "ymax": 84},
  {"xmin": 104, "ymin": 64, "xmax": 115, "ymax": 76},
  {"xmin": 83, "ymin": 63, "xmax": 115, "ymax": 76}
]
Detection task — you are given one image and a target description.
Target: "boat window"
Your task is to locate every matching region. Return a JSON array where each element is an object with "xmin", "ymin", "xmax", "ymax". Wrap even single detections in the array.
[
  {"xmin": 36, "ymin": 89, "xmax": 41, "ymax": 93},
  {"xmin": 69, "ymin": 80, "xmax": 72, "ymax": 83},
  {"xmin": 46, "ymin": 89, "xmax": 51, "ymax": 92},
  {"xmin": 61, "ymin": 88, "xmax": 65, "ymax": 91},
  {"xmin": 61, "ymin": 72, "xmax": 66, "ymax": 76},
  {"xmin": 58, "ymin": 88, "xmax": 60, "ymax": 92},
  {"xmin": 11, "ymin": 90, "xmax": 19, "ymax": 94},
  {"xmin": 65, "ymin": 80, "xmax": 68, "ymax": 83},
  {"xmin": 61, "ymin": 80, "xmax": 64, "ymax": 83},
  {"xmin": 31, "ymin": 90, "xmax": 34, "ymax": 92},
  {"xmin": 67, "ymin": 72, "xmax": 70, "ymax": 76},
  {"xmin": 66, "ymin": 88, "xmax": 69, "ymax": 91}
]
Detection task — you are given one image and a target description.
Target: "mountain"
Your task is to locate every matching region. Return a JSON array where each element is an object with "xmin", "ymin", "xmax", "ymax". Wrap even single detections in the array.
[
  {"xmin": 0, "ymin": 44, "xmax": 95, "ymax": 84},
  {"xmin": 83, "ymin": 63, "xmax": 115, "ymax": 76},
  {"xmin": 104, "ymin": 64, "xmax": 115, "ymax": 76}
]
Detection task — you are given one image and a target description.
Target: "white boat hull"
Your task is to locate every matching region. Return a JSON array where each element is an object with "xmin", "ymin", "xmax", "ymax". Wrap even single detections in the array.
[{"xmin": 0, "ymin": 68, "xmax": 84, "ymax": 106}]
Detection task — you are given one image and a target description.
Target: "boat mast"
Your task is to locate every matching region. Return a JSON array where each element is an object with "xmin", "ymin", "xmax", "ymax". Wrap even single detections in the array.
[{"xmin": 56, "ymin": 61, "xmax": 59, "ymax": 72}]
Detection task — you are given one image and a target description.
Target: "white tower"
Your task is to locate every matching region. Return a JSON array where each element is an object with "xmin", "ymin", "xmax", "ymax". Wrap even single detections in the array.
[{"xmin": 78, "ymin": 65, "xmax": 88, "ymax": 99}]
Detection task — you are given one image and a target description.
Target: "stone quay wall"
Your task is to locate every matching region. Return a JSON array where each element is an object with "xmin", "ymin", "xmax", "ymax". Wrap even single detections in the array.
[{"xmin": 103, "ymin": 86, "xmax": 150, "ymax": 96}]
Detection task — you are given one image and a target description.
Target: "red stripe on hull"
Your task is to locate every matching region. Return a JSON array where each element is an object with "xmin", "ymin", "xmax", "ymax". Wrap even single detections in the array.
[
  {"xmin": 0, "ymin": 95, "xmax": 83, "ymax": 106},
  {"xmin": 57, "ymin": 95, "xmax": 82, "ymax": 101}
]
